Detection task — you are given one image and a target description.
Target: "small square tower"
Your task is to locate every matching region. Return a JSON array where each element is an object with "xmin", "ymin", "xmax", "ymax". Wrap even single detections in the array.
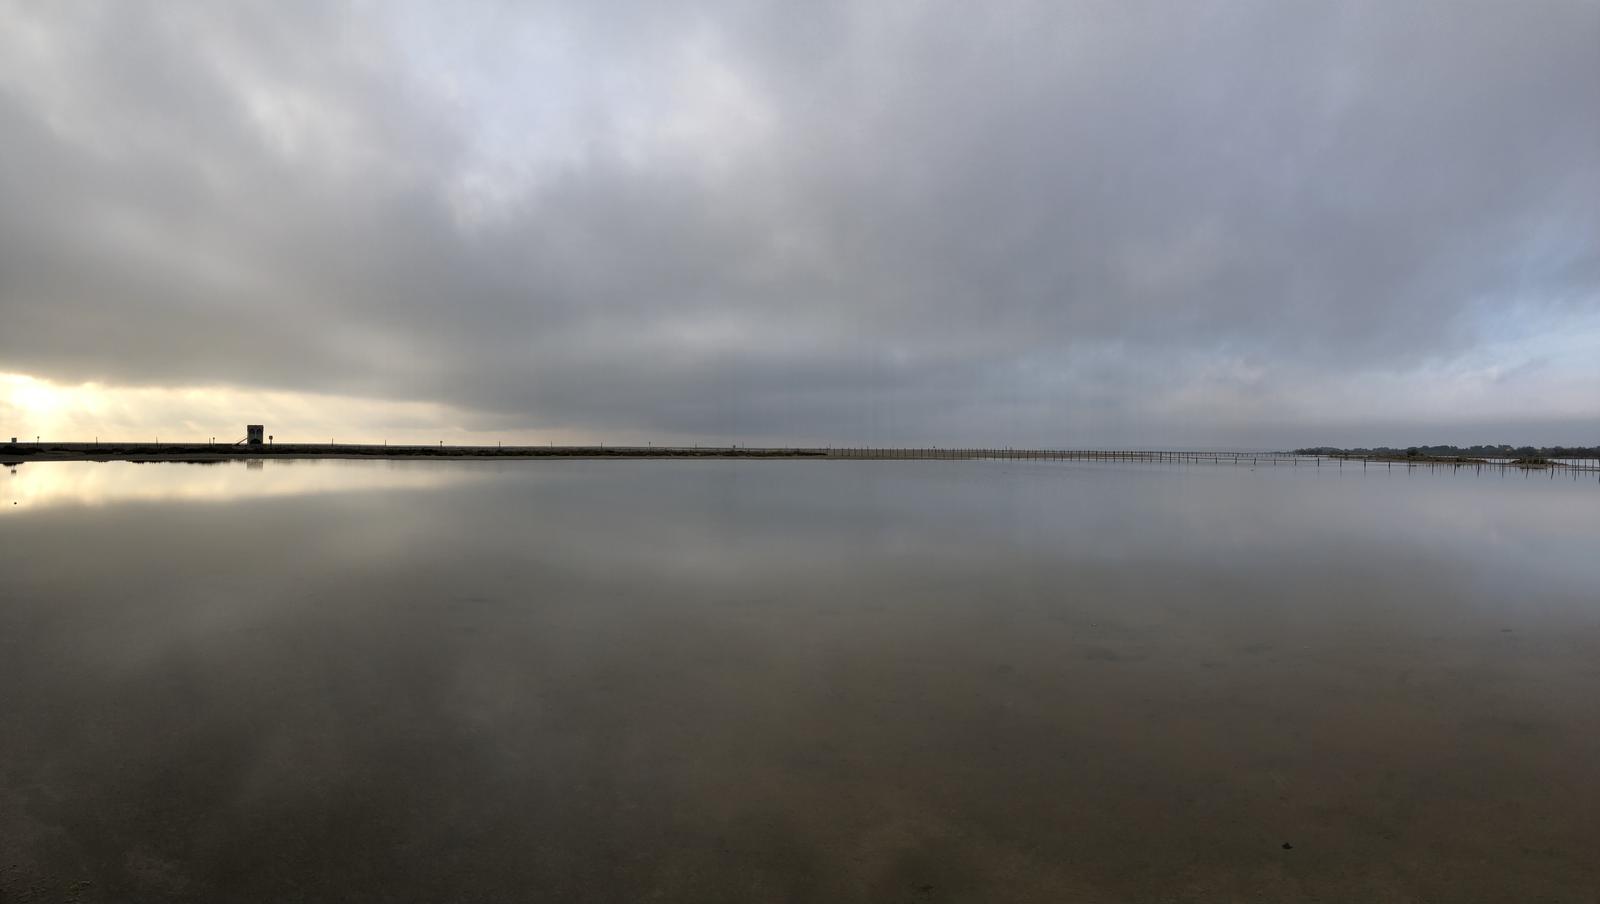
[{"xmin": 246, "ymin": 425, "xmax": 265, "ymax": 445}]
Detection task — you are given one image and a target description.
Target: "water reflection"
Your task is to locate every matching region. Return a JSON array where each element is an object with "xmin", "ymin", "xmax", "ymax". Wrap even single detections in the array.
[
  {"xmin": 2, "ymin": 458, "xmax": 484, "ymax": 510},
  {"xmin": 0, "ymin": 460, "xmax": 1597, "ymax": 901}
]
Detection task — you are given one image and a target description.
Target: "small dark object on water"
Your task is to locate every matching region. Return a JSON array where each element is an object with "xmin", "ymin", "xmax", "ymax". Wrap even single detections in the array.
[{"xmin": 1282, "ymin": 842, "xmax": 1294, "ymax": 850}]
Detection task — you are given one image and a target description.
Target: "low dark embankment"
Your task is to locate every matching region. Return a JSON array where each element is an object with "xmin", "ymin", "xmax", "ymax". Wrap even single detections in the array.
[
  {"xmin": 1, "ymin": 445, "xmax": 1306, "ymax": 465},
  {"xmin": 0, "ymin": 442, "xmax": 830, "ymax": 463}
]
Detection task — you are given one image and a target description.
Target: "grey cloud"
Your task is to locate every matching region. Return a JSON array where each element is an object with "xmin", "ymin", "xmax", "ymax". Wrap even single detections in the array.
[{"xmin": 0, "ymin": 0, "xmax": 1596, "ymax": 445}]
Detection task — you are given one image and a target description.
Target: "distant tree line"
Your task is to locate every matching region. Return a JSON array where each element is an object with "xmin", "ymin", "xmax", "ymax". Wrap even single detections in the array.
[{"xmin": 1296, "ymin": 445, "xmax": 1600, "ymax": 459}]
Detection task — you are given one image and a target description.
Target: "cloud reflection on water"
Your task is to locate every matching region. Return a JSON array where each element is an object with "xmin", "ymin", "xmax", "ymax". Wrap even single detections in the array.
[
  {"xmin": 2, "ymin": 459, "xmax": 484, "ymax": 510},
  {"xmin": 1, "ymin": 459, "xmax": 1599, "ymax": 900}
]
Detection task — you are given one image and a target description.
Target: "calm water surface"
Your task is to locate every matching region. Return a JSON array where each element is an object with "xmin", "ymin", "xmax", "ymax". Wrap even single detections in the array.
[{"xmin": 2, "ymin": 459, "xmax": 1597, "ymax": 902}]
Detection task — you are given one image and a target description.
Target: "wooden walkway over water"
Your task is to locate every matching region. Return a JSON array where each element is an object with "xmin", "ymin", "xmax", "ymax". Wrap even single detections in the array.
[
  {"xmin": 825, "ymin": 448, "xmax": 1600, "ymax": 473},
  {"xmin": 831, "ymin": 448, "xmax": 1304, "ymax": 463}
]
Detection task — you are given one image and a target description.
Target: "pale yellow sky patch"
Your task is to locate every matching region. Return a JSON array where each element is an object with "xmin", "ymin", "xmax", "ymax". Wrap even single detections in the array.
[{"xmin": 0, "ymin": 372, "xmax": 586, "ymax": 445}]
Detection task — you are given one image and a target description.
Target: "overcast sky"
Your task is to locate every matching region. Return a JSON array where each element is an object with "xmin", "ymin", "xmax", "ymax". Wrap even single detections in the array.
[{"xmin": 1, "ymin": 0, "xmax": 1596, "ymax": 447}]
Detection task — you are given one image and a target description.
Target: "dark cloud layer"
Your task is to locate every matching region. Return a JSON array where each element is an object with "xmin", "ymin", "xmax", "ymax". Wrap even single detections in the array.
[{"xmin": 1, "ymin": 1, "xmax": 1596, "ymax": 444}]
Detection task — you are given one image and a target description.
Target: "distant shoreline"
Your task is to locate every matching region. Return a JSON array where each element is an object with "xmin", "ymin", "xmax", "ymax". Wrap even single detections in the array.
[{"xmin": 4, "ymin": 444, "xmax": 1593, "ymax": 470}]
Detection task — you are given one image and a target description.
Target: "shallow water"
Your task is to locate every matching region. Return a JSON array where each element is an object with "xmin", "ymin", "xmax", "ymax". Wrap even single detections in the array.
[{"xmin": 2, "ymin": 459, "xmax": 1597, "ymax": 902}]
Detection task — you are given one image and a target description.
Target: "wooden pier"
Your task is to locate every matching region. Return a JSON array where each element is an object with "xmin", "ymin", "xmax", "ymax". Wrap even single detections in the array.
[{"xmin": 824, "ymin": 448, "xmax": 1600, "ymax": 474}]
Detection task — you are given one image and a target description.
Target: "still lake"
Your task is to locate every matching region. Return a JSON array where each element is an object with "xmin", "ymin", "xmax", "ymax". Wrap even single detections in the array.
[{"xmin": 3, "ymin": 458, "xmax": 1597, "ymax": 902}]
